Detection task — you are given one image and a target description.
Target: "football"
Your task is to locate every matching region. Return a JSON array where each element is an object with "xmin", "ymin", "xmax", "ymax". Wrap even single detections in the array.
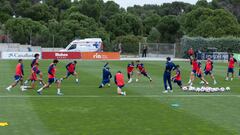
[
  {"xmin": 182, "ymin": 86, "xmax": 188, "ymax": 91},
  {"xmin": 226, "ymin": 87, "xmax": 231, "ymax": 91}
]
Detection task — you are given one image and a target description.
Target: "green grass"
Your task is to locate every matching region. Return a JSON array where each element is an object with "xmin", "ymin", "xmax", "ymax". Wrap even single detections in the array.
[{"xmin": 0, "ymin": 60, "xmax": 240, "ymax": 135}]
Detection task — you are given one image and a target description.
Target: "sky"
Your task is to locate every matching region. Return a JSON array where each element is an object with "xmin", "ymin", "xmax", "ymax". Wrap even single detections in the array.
[{"xmin": 104, "ymin": 0, "xmax": 212, "ymax": 8}]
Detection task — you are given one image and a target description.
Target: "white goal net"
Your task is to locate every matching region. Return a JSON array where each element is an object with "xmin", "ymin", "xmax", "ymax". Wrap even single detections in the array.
[{"xmin": 139, "ymin": 43, "xmax": 176, "ymax": 58}]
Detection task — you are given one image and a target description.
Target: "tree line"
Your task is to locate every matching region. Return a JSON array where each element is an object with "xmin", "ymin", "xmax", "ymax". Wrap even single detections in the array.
[{"xmin": 0, "ymin": 0, "xmax": 240, "ymax": 53}]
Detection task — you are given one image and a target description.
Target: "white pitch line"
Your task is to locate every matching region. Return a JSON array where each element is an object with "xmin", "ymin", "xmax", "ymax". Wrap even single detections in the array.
[{"xmin": 0, "ymin": 95, "xmax": 239, "ymax": 98}]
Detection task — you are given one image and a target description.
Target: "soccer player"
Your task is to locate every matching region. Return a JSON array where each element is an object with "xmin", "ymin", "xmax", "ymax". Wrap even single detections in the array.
[
  {"xmin": 60, "ymin": 61, "xmax": 79, "ymax": 83},
  {"xmin": 171, "ymin": 65, "xmax": 182, "ymax": 89},
  {"xmin": 163, "ymin": 57, "xmax": 176, "ymax": 93},
  {"xmin": 136, "ymin": 60, "xmax": 152, "ymax": 82},
  {"xmin": 99, "ymin": 62, "xmax": 112, "ymax": 88},
  {"xmin": 194, "ymin": 62, "xmax": 209, "ymax": 85},
  {"xmin": 188, "ymin": 58, "xmax": 198, "ymax": 85},
  {"xmin": 127, "ymin": 61, "xmax": 135, "ymax": 83},
  {"xmin": 37, "ymin": 59, "xmax": 63, "ymax": 95},
  {"xmin": 6, "ymin": 59, "xmax": 24, "ymax": 91},
  {"xmin": 226, "ymin": 54, "xmax": 237, "ymax": 81},
  {"xmin": 21, "ymin": 63, "xmax": 45, "ymax": 91},
  {"xmin": 187, "ymin": 48, "xmax": 194, "ymax": 60},
  {"xmin": 24, "ymin": 53, "xmax": 40, "ymax": 85},
  {"xmin": 239, "ymin": 63, "xmax": 240, "ymax": 79},
  {"xmin": 204, "ymin": 57, "xmax": 217, "ymax": 85},
  {"xmin": 114, "ymin": 71, "xmax": 126, "ymax": 96}
]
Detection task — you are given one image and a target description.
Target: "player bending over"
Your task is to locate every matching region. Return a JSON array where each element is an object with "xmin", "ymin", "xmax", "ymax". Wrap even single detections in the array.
[
  {"xmin": 163, "ymin": 57, "xmax": 176, "ymax": 93},
  {"xmin": 115, "ymin": 71, "xmax": 126, "ymax": 96},
  {"xmin": 189, "ymin": 62, "xmax": 208, "ymax": 86},
  {"xmin": 99, "ymin": 62, "xmax": 112, "ymax": 88},
  {"xmin": 136, "ymin": 60, "xmax": 152, "ymax": 82},
  {"xmin": 24, "ymin": 53, "xmax": 40, "ymax": 85},
  {"xmin": 60, "ymin": 61, "xmax": 79, "ymax": 83},
  {"xmin": 171, "ymin": 65, "xmax": 183, "ymax": 89},
  {"xmin": 226, "ymin": 54, "xmax": 237, "ymax": 81},
  {"xmin": 188, "ymin": 58, "xmax": 198, "ymax": 85},
  {"xmin": 6, "ymin": 59, "xmax": 25, "ymax": 91},
  {"xmin": 37, "ymin": 59, "xmax": 63, "ymax": 95},
  {"xmin": 204, "ymin": 57, "xmax": 217, "ymax": 85},
  {"xmin": 127, "ymin": 61, "xmax": 135, "ymax": 83},
  {"xmin": 21, "ymin": 63, "xmax": 45, "ymax": 91}
]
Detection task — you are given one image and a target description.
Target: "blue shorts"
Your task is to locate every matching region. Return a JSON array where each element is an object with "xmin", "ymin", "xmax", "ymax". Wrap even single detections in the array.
[
  {"xmin": 102, "ymin": 79, "xmax": 110, "ymax": 85},
  {"xmin": 204, "ymin": 70, "xmax": 212, "ymax": 75},
  {"xmin": 239, "ymin": 69, "xmax": 240, "ymax": 76},
  {"xmin": 192, "ymin": 70, "xmax": 196, "ymax": 74},
  {"xmin": 66, "ymin": 71, "xmax": 74, "ymax": 77},
  {"xmin": 118, "ymin": 85, "xmax": 124, "ymax": 88},
  {"xmin": 141, "ymin": 72, "xmax": 148, "ymax": 77},
  {"xmin": 14, "ymin": 75, "xmax": 22, "ymax": 82},
  {"xmin": 228, "ymin": 68, "xmax": 234, "ymax": 73},
  {"xmin": 48, "ymin": 78, "xmax": 57, "ymax": 85},
  {"xmin": 197, "ymin": 74, "xmax": 202, "ymax": 78}
]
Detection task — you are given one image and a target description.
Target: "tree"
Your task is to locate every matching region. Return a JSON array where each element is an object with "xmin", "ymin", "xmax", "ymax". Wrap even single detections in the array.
[
  {"xmin": 78, "ymin": 0, "xmax": 103, "ymax": 21},
  {"xmin": 106, "ymin": 13, "xmax": 143, "ymax": 39},
  {"xmin": 5, "ymin": 18, "xmax": 49, "ymax": 46},
  {"xmin": 157, "ymin": 15, "xmax": 181, "ymax": 43},
  {"xmin": 143, "ymin": 14, "xmax": 161, "ymax": 35},
  {"xmin": 181, "ymin": 8, "xmax": 240, "ymax": 37},
  {"xmin": 147, "ymin": 27, "xmax": 161, "ymax": 42}
]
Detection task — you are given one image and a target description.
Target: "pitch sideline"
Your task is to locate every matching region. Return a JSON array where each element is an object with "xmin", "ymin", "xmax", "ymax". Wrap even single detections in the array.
[{"xmin": 0, "ymin": 95, "xmax": 239, "ymax": 98}]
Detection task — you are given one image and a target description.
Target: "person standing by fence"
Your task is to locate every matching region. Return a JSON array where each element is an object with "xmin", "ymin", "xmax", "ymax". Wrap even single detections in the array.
[{"xmin": 142, "ymin": 45, "xmax": 148, "ymax": 57}]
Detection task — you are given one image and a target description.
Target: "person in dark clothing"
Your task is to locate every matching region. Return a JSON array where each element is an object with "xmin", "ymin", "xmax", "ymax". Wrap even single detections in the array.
[
  {"xmin": 142, "ymin": 45, "xmax": 148, "ymax": 57},
  {"xmin": 99, "ymin": 62, "xmax": 112, "ymax": 88},
  {"xmin": 163, "ymin": 57, "xmax": 176, "ymax": 93}
]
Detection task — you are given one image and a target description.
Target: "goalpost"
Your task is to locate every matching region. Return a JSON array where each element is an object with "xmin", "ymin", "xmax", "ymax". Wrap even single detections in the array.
[{"xmin": 139, "ymin": 42, "xmax": 176, "ymax": 58}]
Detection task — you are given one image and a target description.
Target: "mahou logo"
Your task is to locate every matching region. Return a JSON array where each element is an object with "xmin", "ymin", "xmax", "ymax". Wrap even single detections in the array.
[{"xmin": 55, "ymin": 53, "xmax": 68, "ymax": 57}]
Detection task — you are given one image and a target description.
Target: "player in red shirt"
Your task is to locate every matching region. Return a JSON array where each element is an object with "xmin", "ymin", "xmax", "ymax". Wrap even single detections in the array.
[
  {"xmin": 127, "ymin": 61, "xmax": 135, "ymax": 83},
  {"xmin": 171, "ymin": 65, "xmax": 183, "ymax": 89},
  {"xmin": 37, "ymin": 59, "xmax": 63, "ymax": 95},
  {"xmin": 196, "ymin": 62, "xmax": 208, "ymax": 85},
  {"xmin": 24, "ymin": 53, "xmax": 40, "ymax": 85},
  {"xmin": 188, "ymin": 58, "xmax": 198, "ymax": 85},
  {"xmin": 60, "ymin": 61, "xmax": 79, "ymax": 83},
  {"xmin": 226, "ymin": 54, "xmax": 237, "ymax": 81},
  {"xmin": 21, "ymin": 63, "xmax": 45, "ymax": 91},
  {"xmin": 204, "ymin": 57, "xmax": 217, "ymax": 85},
  {"xmin": 114, "ymin": 71, "xmax": 126, "ymax": 96},
  {"xmin": 6, "ymin": 59, "xmax": 25, "ymax": 91},
  {"xmin": 136, "ymin": 60, "xmax": 152, "ymax": 82},
  {"xmin": 187, "ymin": 48, "xmax": 194, "ymax": 60}
]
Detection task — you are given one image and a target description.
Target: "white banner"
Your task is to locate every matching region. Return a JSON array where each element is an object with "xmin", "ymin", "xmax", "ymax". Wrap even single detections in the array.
[{"xmin": 1, "ymin": 52, "xmax": 42, "ymax": 59}]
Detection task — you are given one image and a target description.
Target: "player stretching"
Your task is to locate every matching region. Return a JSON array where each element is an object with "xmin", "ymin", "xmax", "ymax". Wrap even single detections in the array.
[
  {"xmin": 136, "ymin": 60, "xmax": 152, "ymax": 82},
  {"xmin": 226, "ymin": 54, "xmax": 237, "ymax": 81},
  {"xmin": 21, "ymin": 63, "xmax": 45, "ymax": 91},
  {"xmin": 171, "ymin": 65, "xmax": 183, "ymax": 89},
  {"xmin": 204, "ymin": 57, "xmax": 217, "ymax": 85},
  {"xmin": 99, "ymin": 62, "xmax": 112, "ymax": 88},
  {"xmin": 163, "ymin": 57, "xmax": 176, "ymax": 93},
  {"xmin": 188, "ymin": 58, "xmax": 198, "ymax": 85},
  {"xmin": 127, "ymin": 61, "xmax": 134, "ymax": 83},
  {"xmin": 60, "ymin": 61, "xmax": 79, "ymax": 83},
  {"xmin": 24, "ymin": 53, "xmax": 40, "ymax": 85},
  {"xmin": 115, "ymin": 71, "xmax": 126, "ymax": 96},
  {"xmin": 37, "ymin": 59, "xmax": 63, "ymax": 95},
  {"xmin": 6, "ymin": 59, "xmax": 25, "ymax": 91}
]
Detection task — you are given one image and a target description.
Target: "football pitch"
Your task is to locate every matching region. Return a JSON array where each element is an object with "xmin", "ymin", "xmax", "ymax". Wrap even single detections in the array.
[{"xmin": 0, "ymin": 60, "xmax": 240, "ymax": 135}]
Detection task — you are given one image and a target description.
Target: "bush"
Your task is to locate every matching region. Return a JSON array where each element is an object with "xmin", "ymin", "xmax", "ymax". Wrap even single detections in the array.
[
  {"xmin": 112, "ymin": 35, "xmax": 144, "ymax": 54},
  {"xmin": 180, "ymin": 36, "xmax": 240, "ymax": 57}
]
